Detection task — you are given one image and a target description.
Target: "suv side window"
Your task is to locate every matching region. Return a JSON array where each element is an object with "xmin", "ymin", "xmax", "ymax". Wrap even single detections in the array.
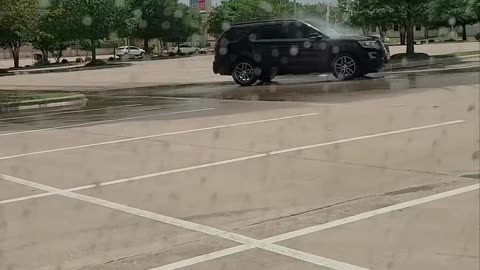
[
  {"xmin": 223, "ymin": 28, "xmax": 247, "ymax": 42},
  {"xmin": 287, "ymin": 23, "xmax": 317, "ymax": 39},
  {"xmin": 255, "ymin": 24, "xmax": 288, "ymax": 40}
]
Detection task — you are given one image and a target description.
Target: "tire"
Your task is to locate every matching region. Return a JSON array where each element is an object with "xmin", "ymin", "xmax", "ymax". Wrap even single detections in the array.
[
  {"xmin": 332, "ymin": 53, "xmax": 360, "ymax": 80},
  {"xmin": 195, "ymin": 49, "xmax": 200, "ymax": 54},
  {"xmin": 232, "ymin": 59, "xmax": 260, "ymax": 86},
  {"xmin": 139, "ymin": 52, "xmax": 144, "ymax": 59}
]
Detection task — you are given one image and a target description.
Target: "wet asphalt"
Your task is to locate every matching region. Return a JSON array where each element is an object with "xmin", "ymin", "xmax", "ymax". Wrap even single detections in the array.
[
  {"xmin": 0, "ymin": 63, "xmax": 479, "ymax": 270},
  {"xmin": 0, "ymin": 66, "xmax": 478, "ymax": 132}
]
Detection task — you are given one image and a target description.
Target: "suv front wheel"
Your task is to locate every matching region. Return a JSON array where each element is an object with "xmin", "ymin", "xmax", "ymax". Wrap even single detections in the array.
[
  {"xmin": 232, "ymin": 59, "xmax": 259, "ymax": 86},
  {"xmin": 332, "ymin": 54, "xmax": 360, "ymax": 80}
]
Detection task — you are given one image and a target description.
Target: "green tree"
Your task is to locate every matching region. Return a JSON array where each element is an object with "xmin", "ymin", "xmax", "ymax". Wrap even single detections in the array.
[
  {"xmin": 207, "ymin": 0, "xmax": 293, "ymax": 37},
  {"xmin": 58, "ymin": 0, "xmax": 129, "ymax": 61},
  {"xmin": 429, "ymin": 0, "xmax": 477, "ymax": 40},
  {"xmin": 344, "ymin": 0, "xmax": 397, "ymax": 37},
  {"xmin": 393, "ymin": 0, "xmax": 429, "ymax": 54},
  {"xmin": 0, "ymin": 0, "xmax": 39, "ymax": 68},
  {"xmin": 32, "ymin": 2, "xmax": 73, "ymax": 64},
  {"xmin": 165, "ymin": 3, "xmax": 201, "ymax": 44},
  {"xmin": 470, "ymin": 0, "xmax": 480, "ymax": 22},
  {"xmin": 128, "ymin": 0, "xmax": 176, "ymax": 54}
]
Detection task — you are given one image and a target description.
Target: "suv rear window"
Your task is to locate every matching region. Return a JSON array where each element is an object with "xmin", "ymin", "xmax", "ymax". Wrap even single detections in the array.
[{"xmin": 222, "ymin": 27, "xmax": 247, "ymax": 42}]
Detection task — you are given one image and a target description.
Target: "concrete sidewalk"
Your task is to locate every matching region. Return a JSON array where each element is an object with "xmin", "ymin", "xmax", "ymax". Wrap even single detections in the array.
[{"xmin": 0, "ymin": 42, "xmax": 478, "ymax": 92}]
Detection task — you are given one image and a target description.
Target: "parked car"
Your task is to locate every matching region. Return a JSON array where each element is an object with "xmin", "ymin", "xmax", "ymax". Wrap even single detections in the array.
[
  {"xmin": 213, "ymin": 19, "xmax": 388, "ymax": 86},
  {"xmin": 475, "ymin": 33, "xmax": 480, "ymax": 41},
  {"xmin": 115, "ymin": 46, "xmax": 145, "ymax": 58},
  {"xmin": 170, "ymin": 44, "xmax": 200, "ymax": 55}
]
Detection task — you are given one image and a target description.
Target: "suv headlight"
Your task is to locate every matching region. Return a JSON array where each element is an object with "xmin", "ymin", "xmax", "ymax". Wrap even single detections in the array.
[{"xmin": 358, "ymin": 40, "xmax": 380, "ymax": 49}]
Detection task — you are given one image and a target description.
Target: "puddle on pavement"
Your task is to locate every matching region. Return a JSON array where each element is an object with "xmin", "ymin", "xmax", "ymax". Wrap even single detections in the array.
[{"xmin": 122, "ymin": 68, "xmax": 479, "ymax": 103}]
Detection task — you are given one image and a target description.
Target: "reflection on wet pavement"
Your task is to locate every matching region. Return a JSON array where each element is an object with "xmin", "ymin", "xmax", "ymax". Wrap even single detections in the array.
[
  {"xmin": 0, "ymin": 67, "xmax": 478, "ymax": 133},
  {"xmin": 107, "ymin": 68, "xmax": 480, "ymax": 103}
]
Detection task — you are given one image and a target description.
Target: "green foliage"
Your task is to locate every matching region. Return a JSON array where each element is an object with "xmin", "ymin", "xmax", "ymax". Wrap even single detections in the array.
[
  {"xmin": 429, "ymin": 0, "xmax": 477, "ymax": 26},
  {"xmin": 471, "ymin": 0, "xmax": 480, "ymax": 20},
  {"xmin": 128, "ymin": 0, "xmax": 176, "ymax": 41},
  {"xmin": 57, "ymin": 0, "xmax": 130, "ymax": 59},
  {"xmin": 0, "ymin": 0, "xmax": 39, "ymax": 67},
  {"xmin": 207, "ymin": 0, "xmax": 293, "ymax": 37},
  {"xmin": 32, "ymin": 4, "xmax": 73, "ymax": 63},
  {"xmin": 163, "ymin": 3, "xmax": 202, "ymax": 43}
]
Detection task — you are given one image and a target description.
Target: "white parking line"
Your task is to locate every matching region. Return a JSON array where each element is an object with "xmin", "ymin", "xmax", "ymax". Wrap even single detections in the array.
[
  {"xmin": 0, "ymin": 192, "xmax": 54, "ymax": 204},
  {"xmin": 0, "ymin": 173, "xmax": 368, "ymax": 270},
  {"xmin": 0, "ymin": 108, "xmax": 215, "ymax": 137},
  {"xmin": 0, "ymin": 104, "xmax": 142, "ymax": 121},
  {"xmin": 151, "ymin": 183, "xmax": 479, "ymax": 270},
  {"xmin": 0, "ymin": 120, "xmax": 465, "ymax": 207},
  {"xmin": 0, "ymin": 113, "xmax": 319, "ymax": 160}
]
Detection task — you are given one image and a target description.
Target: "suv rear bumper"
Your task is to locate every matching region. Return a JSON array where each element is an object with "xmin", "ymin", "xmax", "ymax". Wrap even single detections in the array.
[{"xmin": 213, "ymin": 59, "xmax": 231, "ymax": 75}]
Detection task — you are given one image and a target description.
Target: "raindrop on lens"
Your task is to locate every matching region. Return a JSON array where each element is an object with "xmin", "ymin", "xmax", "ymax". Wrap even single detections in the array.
[{"xmin": 82, "ymin": 16, "xmax": 92, "ymax": 26}]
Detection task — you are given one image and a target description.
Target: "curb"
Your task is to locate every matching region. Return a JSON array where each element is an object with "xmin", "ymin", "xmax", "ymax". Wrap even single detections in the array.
[
  {"xmin": 0, "ymin": 94, "xmax": 87, "ymax": 112},
  {"xmin": 82, "ymin": 81, "xmax": 234, "ymax": 96},
  {"xmin": 389, "ymin": 55, "xmax": 462, "ymax": 70},
  {"xmin": 9, "ymin": 63, "xmax": 131, "ymax": 75}
]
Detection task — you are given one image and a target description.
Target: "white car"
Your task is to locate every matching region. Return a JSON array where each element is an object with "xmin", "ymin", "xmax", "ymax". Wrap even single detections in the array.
[
  {"xmin": 116, "ymin": 46, "xmax": 145, "ymax": 58},
  {"xmin": 170, "ymin": 44, "xmax": 200, "ymax": 55}
]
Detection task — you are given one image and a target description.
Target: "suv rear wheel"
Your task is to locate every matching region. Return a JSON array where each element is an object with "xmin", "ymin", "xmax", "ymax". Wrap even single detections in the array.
[
  {"xmin": 232, "ymin": 59, "xmax": 259, "ymax": 86},
  {"xmin": 332, "ymin": 54, "xmax": 360, "ymax": 80}
]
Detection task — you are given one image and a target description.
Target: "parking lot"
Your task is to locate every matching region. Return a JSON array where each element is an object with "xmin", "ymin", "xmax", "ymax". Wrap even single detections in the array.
[{"xmin": 0, "ymin": 70, "xmax": 479, "ymax": 270}]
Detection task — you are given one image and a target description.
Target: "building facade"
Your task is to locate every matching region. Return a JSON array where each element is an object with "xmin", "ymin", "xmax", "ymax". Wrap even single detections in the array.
[{"xmin": 189, "ymin": 0, "xmax": 212, "ymax": 13}]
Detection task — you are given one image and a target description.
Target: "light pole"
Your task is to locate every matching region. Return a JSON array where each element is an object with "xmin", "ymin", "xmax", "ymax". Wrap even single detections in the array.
[{"xmin": 293, "ymin": 0, "xmax": 297, "ymax": 18}]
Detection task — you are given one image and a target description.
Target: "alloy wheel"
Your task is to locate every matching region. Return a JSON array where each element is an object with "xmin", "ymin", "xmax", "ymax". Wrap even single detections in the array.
[
  {"xmin": 234, "ymin": 62, "xmax": 255, "ymax": 83},
  {"xmin": 334, "ymin": 56, "xmax": 356, "ymax": 79}
]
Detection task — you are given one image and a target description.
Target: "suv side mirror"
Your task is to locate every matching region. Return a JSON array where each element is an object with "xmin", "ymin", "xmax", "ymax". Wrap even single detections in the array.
[{"xmin": 309, "ymin": 33, "xmax": 322, "ymax": 40}]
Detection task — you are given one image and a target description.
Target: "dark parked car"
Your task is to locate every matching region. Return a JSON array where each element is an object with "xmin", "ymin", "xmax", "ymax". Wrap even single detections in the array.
[{"xmin": 213, "ymin": 20, "xmax": 388, "ymax": 86}]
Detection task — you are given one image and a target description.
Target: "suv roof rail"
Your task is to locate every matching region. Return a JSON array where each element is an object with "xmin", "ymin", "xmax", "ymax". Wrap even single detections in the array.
[{"xmin": 232, "ymin": 19, "xmax": 298, "ymax": 26}]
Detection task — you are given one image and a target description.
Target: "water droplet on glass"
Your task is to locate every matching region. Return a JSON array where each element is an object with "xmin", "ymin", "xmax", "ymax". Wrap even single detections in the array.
[
  {"xmin": 114, "ymin": 0, "xmax": 125, "ymax": 7},
  {"xmin": 133, "ymin": 9, "xmax": 142, "ymax": 18},
  {"xmin": 222, "ymin": 22, "xmax": 231, "ymax": 31},
  {"xmin": 320, "ymin": 42, "xmax": 327, "ymax": 50},
  {"xmin": 162, "ymin": 21, "xmax": 171, "ymax": 30},
  {"xmin": 139, "ymin": 20, "xmax": 148, "ymax": 29},
  {"xmin": 108, "ymin": 32, "xmax": 118, "ymax": 40},
  {"xmin": 272, "ymin": 49, "xmax": 279, "ymax": 57},
  {"xmin": 303, "ymin": 41, "xmax": 312, "ymax": 48},
  {"xmin": 289, "ymin": 46, "xmax": 299, "ymax": 56},
  {"xmin": 174, "ymin": 9, "xmax": 183, "ymax": 18},
  {"xmin": 248, "ymin": 34, "xmax": 257, "ymax": 42},
  {"xmin": 259, "ymin": 1, "xmax": 273, "ymax": 13},
  {"xmin": 39, "ymin": 0, "xmax": 51, "ymax": 8},
  {"xmin": 448, "ymin": 17, "xmax": 456, "ymax": 26},
  {"xmin": 332, "ymin": 46, "xmax": 339, "ymax": 54},
  {"xmin": 82, "ymin": 16, "xmax": 92, "ymax": 27},
  {"xmin": 219, "ymin": 47, "xmax": 228, "ymax": 55},
  {"xmin": 164, "ymin": 8, "xmax": 173, "ymax": 16}
]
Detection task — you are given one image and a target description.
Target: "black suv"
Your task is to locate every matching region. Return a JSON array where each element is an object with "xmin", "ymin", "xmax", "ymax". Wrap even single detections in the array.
[{"xmin": 213, "ymin": 20, "xmax": 388, "ymax": 86}]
